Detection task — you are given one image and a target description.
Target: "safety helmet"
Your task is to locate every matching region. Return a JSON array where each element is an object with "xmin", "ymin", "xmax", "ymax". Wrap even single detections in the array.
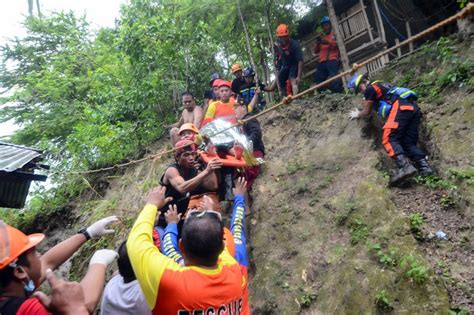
[
  {"xmin": 0, "ymin": 221, "xmax": 45, "ymax": 270},
  {"xmin": 276, "ymin": 24, "xmax": 289, "ymax": 37},
  {"xmin": 348, "ymin": 74, "xmax": 365, "ymax": 94},
  {"xmin": 175, "ymin": 139, "xmax": 197, "ymax": 155},
  {"xmin": 209, "ymin": 73, "xmax": 220, "ymax": 86},
  {"xmin": 178, "ymin": 123, "xmax": 199, "ymax": 136},
  {"xmin": 320, "ymin": 16, "xmax": 330, "ymax": 25},
  {"xmin": 242, "ymin": 67, "xmax": 255, "ymax": 77},
  {"xmin": 218, "ymin": 80, "xmax": 232, "ymax": 89},
  {"xmin": 231, "ymin": 64, "xmax": 242, "ymax": 74}
]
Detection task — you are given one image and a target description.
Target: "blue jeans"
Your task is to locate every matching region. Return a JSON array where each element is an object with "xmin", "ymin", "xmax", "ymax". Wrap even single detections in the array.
[{"xmin": 314, "ymin": 60, "xmax": 343, "ymax": 93}]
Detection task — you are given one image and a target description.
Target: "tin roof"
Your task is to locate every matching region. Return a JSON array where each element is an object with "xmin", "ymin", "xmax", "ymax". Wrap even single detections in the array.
[{"xmin": 0, "ymin": 142, "xmax": 42, "ymax": 172}]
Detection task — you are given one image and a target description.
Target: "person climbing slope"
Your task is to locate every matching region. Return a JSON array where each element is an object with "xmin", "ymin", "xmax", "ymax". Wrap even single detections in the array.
[{"xmin": 348, "ymin": 74, "xmax": 434, "ymax": 186}]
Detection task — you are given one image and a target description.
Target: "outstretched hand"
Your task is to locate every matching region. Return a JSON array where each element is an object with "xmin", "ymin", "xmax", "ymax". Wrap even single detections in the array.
[
  {"xmin": 165, "ymin": 204, "xmax": 182, "ymax": 224},
  {"xmin": 349, "ymin": 108, "xmax": 360, "ymax": 120},
  {"xmin": 204, "ymin": 158, "xmax": 222, "ymax": 173},
  {"xmin": 233, "ymin": 177, "xmax": 247, "ymax": 196},
  {"xmin": 86, "ymin": 216, "xmax": 119, "ymax": 238},
  {"xmin": 34, "ymin": 269, "xmax": 89, "ymax": 315},
  {"xmin": 147, "ymin": 186, "xmax": 172, "ymax": 208}
]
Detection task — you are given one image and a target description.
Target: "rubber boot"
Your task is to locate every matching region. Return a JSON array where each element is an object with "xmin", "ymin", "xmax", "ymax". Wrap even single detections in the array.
[
  {"xmin": 390, "ymin": 154, "xmax": 417, "ymax": 186},
  {"xmin": 416, "ymin": 158, "xmax": 434, "ymax": 176}
]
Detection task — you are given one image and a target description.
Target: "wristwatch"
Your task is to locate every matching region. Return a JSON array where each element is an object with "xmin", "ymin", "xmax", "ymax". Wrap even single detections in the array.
[{"xmin": 78, "ymin": 228, "xmax": 91, "ymax": 240}]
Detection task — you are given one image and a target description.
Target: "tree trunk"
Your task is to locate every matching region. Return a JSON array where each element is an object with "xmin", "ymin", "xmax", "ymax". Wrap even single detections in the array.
[
  {"xmin": 264, "ymin": 1, "xmax": 282, "ymax": 94},
  {"xmin": 236, "ymin": 0, "xmax": 259, "ymax": 84}
]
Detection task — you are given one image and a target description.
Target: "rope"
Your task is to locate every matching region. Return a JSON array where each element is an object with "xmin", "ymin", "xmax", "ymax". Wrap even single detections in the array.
[{"xmin": 53, "ymin": 3, "xmax": 473, "ymax": 176}]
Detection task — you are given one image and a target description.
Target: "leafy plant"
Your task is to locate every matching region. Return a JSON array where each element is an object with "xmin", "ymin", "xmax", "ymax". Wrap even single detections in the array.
[
  {"xmin": 409, "ymin": 213, "xmax": 424, "ymax": 230},
  {"xmin": 350, "ymin": 219, "xmax": 369, "ymax": 245},
  {"xmin": 375, "ymin": 290, "xmax": 393, "ymax": 312},
  {"xmin": 414, "ymin": 176, "xmax": 457, "ymax": 190},
  {"xmin": 300, "ymin": 292, "xmax": 317, "ymax": 308},
  {"xmin": 368, "ymin": 243, "xmax": 397, "ymax": 267},
  {"xmin": 400, "ymin": 255, "xmax": 429, "ymax": 284}
]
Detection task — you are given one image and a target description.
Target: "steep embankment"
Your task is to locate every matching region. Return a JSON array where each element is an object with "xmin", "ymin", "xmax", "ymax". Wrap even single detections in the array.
[{"xmin": 28, "ymin": 36, "xmax": 472, "ymax": 314}]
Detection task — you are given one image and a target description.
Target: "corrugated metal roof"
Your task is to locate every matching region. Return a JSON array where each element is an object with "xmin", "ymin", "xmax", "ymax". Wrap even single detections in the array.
[{"xmin": 0, "ymin": 142, "xmax": 42, "ymax": 172}]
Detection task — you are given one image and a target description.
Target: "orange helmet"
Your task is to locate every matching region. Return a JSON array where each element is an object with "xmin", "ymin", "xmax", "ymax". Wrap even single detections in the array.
[
  {"xmin": 0, "ymin": 221, "xmax": 44, "ymax": 269},
  {"xmin": 218, "ymin": 80, "xmax": 231, "ymax": 89},
  {"xmin": 276, "ymin": 24, "xmax": 289, "ymax": 37},
  {"xmin": 212, "ymin": 79, "xmax": 223, "ymax": 88},
  {"xmin": 178, "ymin": 123, "xmax": 199, "ymax": 136},
  {"xmin": 231, "ymin": 64, "xmax": 242, "ymax": 74}
]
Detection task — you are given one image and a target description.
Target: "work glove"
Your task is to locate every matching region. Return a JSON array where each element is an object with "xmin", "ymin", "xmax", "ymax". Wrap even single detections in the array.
[
  {"xmin": 86, "ymin": 216, "xmax": 118, "ymax": 238},
  {"xmin": 89, "ymin": 249, "xmax": 118, "ymax": 267},
  {"xmin": 349, "ymin": 108, "xmax": 361, "ymax": 120}
]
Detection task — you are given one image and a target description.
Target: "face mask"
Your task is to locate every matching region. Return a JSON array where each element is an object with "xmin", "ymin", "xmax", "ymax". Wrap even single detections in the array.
[{"xmin": 18, "ymin": 266, "xmax": 36, "ymax": 295}]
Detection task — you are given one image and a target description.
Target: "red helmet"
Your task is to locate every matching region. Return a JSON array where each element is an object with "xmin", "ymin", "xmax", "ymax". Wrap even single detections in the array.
[
  {"xmin": 175, "ymin": 139, "xmax": 197, "ymax": 155},
  {"xmin": 218, "ymin": 80, "xmax": 231, "ymax": 89}
]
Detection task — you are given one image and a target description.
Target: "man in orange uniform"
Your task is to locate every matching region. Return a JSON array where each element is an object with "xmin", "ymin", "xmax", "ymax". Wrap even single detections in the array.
[
  {"xmin": 313, "ymin": 16, "xmax": 343, "ymax": 93},
  {"xmin": 201, "ymin": 80, "xmax": 236, "ymax": 127},
  {"xmin": 127, "ymin": 186, "xmax": 248, "ymax": 314}
]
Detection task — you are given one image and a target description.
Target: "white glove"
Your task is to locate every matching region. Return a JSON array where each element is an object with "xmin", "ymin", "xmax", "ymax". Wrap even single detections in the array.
[
  {"xmin": 349, "ymin": 108, "xmax": 361, "ymax": 120},
  {"xmin": 86, "ymin": 216, "xmax": 118, "ymax": 238},
  {"xmin": 89, "ymin": 249, "xmax": 118, "ymax": 266}
]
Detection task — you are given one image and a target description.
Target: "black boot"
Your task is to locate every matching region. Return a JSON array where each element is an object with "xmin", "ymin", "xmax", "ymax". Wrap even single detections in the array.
[
  {"xmin": 415, "ymin": 158, "xmax": 434, "ymax": 176},
  {"xmin": 390, "ymin": 154, "xmax": 417, "ymax": 186}
]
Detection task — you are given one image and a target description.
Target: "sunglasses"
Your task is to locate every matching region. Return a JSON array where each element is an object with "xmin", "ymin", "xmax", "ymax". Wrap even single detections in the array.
[{"xmin": 185, "ymin": 210, "xmax": 222, "ymax": 222}]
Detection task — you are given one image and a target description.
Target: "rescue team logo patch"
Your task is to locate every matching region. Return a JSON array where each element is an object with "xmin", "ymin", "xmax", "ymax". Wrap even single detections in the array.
[{"xmin": 177, "ymin": 298, "xmax": 243, "ymax": 314}]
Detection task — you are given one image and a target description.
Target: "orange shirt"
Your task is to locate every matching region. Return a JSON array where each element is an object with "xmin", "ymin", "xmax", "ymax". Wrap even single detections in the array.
[
  {"xmin": 201, "ymin": 98, "xmax": 237, "ymax": 127},
  {"xmin": 127, "ymin": 204, "xmax": 248, "ymax": 315},
  {"xmin": 314, "ymin": 31, "xmax": 339, "ymax": 62}
]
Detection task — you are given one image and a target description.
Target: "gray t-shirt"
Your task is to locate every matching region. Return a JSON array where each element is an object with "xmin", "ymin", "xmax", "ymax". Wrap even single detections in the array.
[{"xmin": 100, "ymin": 275, "xmax": 151, "ymax": 315}]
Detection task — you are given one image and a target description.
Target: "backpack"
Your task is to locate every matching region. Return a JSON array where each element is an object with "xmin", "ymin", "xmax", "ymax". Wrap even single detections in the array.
[{"xmin": 377, "ymin": 86, "xmax": 417, "ymax": 119}]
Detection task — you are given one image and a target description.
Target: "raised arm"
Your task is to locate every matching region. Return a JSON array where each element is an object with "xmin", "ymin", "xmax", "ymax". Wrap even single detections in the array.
[
  {"xmin": 161, "ymin": 205, "xmax": 184, "ymax": 265},
  {"xmin": 80, "ymin": 249, "xmax": 118, "ymax": 313},
  {"xmin": 127, "ymin": 187, "xmax": 181, "ymax": 310},
  {"xmin": 230, "ymin": 178, "xmax": 248, "ymax": 267},
  {"xmin": 39, "ymin": 216, "xmax": 118, "ymax": 284}
]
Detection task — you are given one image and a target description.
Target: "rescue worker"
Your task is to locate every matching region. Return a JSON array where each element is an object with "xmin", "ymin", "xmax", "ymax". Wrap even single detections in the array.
[
  {"xmin": 203, "ymin": 73, "xmax": 220, "ymax": 113},
  {"xmin": 0, "ymin": 218, "xmax": 118, "ymax": 315},
  {"xmin": 158, "ymin": 140, "xmax": 222, "ymax": 232},
  {"xmin": 169, "ymin": 92, "xmax": 203, "ymax": 145},
  {"xmin": 275, "ymin": 24, "xmax": 304, "ymax": 96},
  {"xmin": 231, "ymin": 64, "xmax": 245, "ymax": 95},
  {"xmin": 348, "ymin": 74, "xmax": 434, "ymax": 186},
  {"xmin": 313, "ymin": 16, "xmax": 343, "ymax": 93},
  {"xmin": 127, "ymin": 186, "xmax": 249, "ymax": 314},
  {"xmin": 201, "ymin": 80, "xmax": 236, "ymax": 127},
  {"xmin": 239, "ymin": 66, "xmax": 273, "ymax": 114},
  {"xmin": 177, "ymin": 123, "xmax": 199, "ymax": 143}
]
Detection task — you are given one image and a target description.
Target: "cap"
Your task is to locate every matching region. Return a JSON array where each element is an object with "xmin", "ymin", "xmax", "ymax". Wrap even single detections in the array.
[{"xmin": 0, "ymin": 221, "xmax": 45, "ymax": 270}]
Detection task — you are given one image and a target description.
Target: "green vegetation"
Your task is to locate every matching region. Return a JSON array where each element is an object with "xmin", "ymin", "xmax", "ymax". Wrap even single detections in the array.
[
  {"xmin": 349, "ymin": 218, "xmax": 369, "ymax": 245},
  {"xmin": 368, "ymin": 243, "xmax": 398, "ymax": 267},
  {"xmin": 400, "ymin": 254, "xmax": 430, "ymax": 284},
  {"xmin": 300, "ymin": 292, "xmax": 317, "ymax": 308},
  {"xmin": 409, "ymin": 213, "xmax": 424, "ymax": 231},
  {"xmin": 375, "ymin": 290, "xmax": 393, "ymax": 312},
  {"xmin": 414, "ymin": 176, "xmax": 457, "ymax": 190}
]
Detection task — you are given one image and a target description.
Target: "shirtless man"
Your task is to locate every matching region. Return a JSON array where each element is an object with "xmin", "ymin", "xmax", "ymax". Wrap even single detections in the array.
[{"xmin": 170, "ymin": 92, "xmax": 203, "ymax": 145}]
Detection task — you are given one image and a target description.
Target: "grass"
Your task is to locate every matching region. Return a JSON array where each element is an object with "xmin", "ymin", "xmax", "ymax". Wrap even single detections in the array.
[{"xmin": 400, "ymin": 254, "xmax": 430, "ymax": 284}]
